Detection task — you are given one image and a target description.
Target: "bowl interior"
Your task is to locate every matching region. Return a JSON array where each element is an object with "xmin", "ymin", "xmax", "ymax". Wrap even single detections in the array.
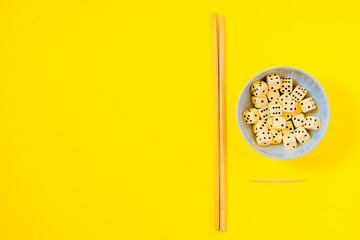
[{"xmin": 236, "ymin": 67, "xmax": 329, "ymax": 159}]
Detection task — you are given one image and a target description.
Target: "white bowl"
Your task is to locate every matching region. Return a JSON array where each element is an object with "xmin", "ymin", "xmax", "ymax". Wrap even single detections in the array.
[{"xmin": 236, "ymin": 66, "xmax": 329, "ymax": 159}]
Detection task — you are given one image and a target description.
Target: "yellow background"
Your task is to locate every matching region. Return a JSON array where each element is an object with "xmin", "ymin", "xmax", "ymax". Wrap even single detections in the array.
[{"xmin": 0, "ymin": 0, "xmax": 359, "ymax": 239}]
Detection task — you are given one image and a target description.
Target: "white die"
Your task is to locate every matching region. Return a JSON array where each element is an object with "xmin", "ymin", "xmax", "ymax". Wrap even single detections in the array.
[
  {"xmin": 283, "ymin": 133, "xmax": 297, "ymax": 150},
  {"xmin": 268, "ymin": 117, "xmax": 286, "ymax": 129},
  {"xmin": 266, "ymin": 73, "xmax": 281, "ymax": 90},
  {"xmin": 267, "ymin": 90, "xmax": 280, "ymax": 102},
  {"xmin": 270, "ymin": 129, "xmax": 282, "ymax": 144},
  {"xmin": 251, "ymin": 81, "xmax": 268, "ymax": 97},
  {"xmin": 292, "ymin": 113, "xmax": 305, "ymax": 128},
  {"xmin": 294, "ymin": 127, "xmax": 311, "ymax": 144},
  {"xmin": 255, "ymin": 131, "xmax": 272, "ymax": 146},
  {"xmin": 242, "ymin": 108, "xmax": 260, "ymax": 124},
  {"xmin": 253, "ymin": 119, "xmax": 268, "ymax": 134},
  {"xmin": 279, "ymin": 93, "xmax": 292, "ymax": 105},
  {"xmin": 291, "ymin": 85, "xmax": 308, "ymax": 102},
  {"xmin": 304, "ymin": 116, "xmax": 322, "ymax": 131},
  {"xmin": 282, "ymin": 120, "xmax": 295, "ymax": 135},
  {"xmin": 300, "ymin": 97, "xmax": 317, "ymax": 113},
  {"xmin": 259, "ymin": 106, "xmax": 270, "ymax": 120},
  {"xmin": 269, "ymin": 100, "xmax": 280, "ymax": 105},
  {"xmin": 280, "ymin": 77, "xmax": 293, "ymax": 94},
  {"xmin": 282, "ymin": 100, "xmax": 296, "ymax": 113},
  {"xmin": 252, "ymin": 96, "xmax": 268, "ymax": 108},
  {"xmin": 281, "ymin": 112, "xmax": 292, "ymax": 121},
  {"xmin": 269, "ymin": 104, "xmax": 282, "ymax": 117},
  {"xmin": 292, "ymin": 101, "xmax": 302, "ymax": 115}
]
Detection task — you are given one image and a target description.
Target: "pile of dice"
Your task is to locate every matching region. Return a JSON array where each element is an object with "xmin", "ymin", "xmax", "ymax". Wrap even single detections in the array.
[{"xmin": 242, "ymin": 73, "xmax": 322, "ymax": 150}]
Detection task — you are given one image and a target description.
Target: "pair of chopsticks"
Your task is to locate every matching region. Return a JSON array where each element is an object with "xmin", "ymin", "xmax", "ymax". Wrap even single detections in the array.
[{"xmin": 213, "ymin": 13, "xmax": 225, "ymax": 232}]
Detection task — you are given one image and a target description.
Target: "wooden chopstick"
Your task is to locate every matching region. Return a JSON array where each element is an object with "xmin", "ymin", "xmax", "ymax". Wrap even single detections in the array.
[
  {"xmin": 213, "ymin": 13, "xmax": 225, "ymax": 232},
  {"xmin": 218, "ymin": 14, "xmax": 225, "ymax": 232},
  {"xmin": 213, "ymin": 13, "xmax": 220, "ymax": 231}
]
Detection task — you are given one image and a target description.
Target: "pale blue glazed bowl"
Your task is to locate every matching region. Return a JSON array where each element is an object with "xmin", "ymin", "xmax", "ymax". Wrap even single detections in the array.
[{"xmin": 236, "ymin": 66, "xmax": 329, "ymax": 159}]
